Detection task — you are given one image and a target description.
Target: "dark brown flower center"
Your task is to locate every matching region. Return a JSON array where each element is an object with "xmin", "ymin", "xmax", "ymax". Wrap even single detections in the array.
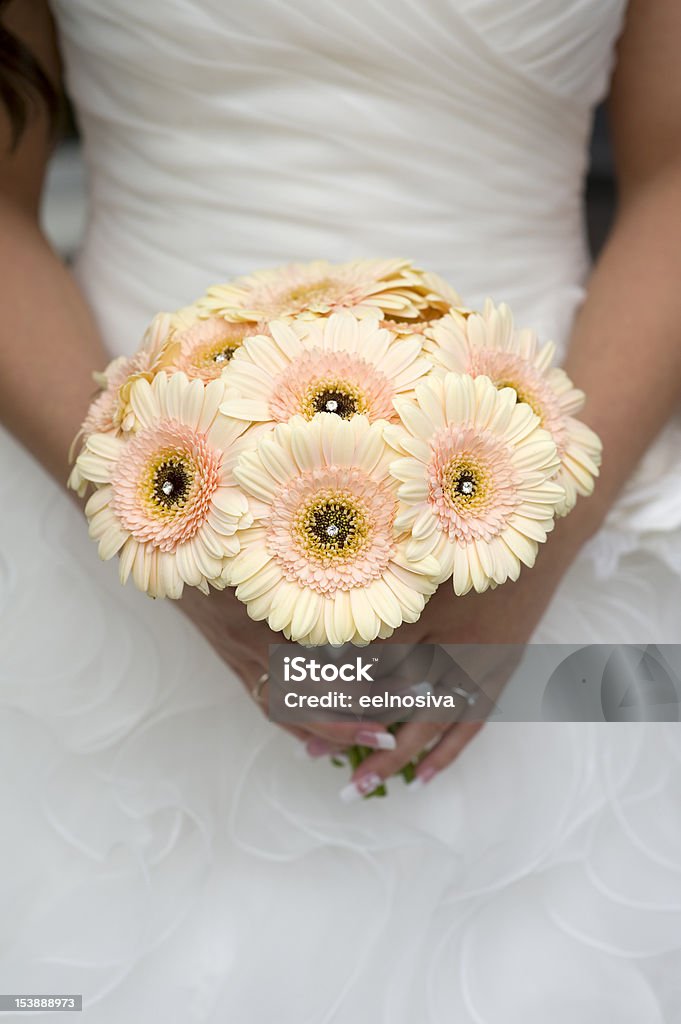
[
  {"xmin": 153, "ymin": 459, "xmax": 192, "ymax": 507},
  {"xmin": 312, "ymin": 388, "xmax": 358, "ymax": 418},
  {"xmin": 453, "ymin": 470, "xmax": 477, "ymax": 498},
  {"xmin": 306, "ymin": 501, "xmax": 358, "ymax": 549},
  {"xmin": 212, "ymin": 346, "xmax": 235, "ymax": 365},
  {"xmin": 442, "ymin": 458, "xmax": 489, "ymax": 512}
]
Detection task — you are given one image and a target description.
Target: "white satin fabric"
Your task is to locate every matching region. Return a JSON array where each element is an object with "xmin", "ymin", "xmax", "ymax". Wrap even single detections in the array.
[{"xmin": 2, "ymin": 0, "xmax": 681, "ymax": 1019}]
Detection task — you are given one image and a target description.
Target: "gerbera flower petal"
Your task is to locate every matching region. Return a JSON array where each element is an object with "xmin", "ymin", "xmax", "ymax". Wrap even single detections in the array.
[
  {"xmin": 129, "ymin": 378, "xmax": 160, "ymax": 429},
  {"xmin": 291, "ymin": 589, "xmax": 324, "ymax": 639},
  {"xmin": 382, "ymin": 570, "xmax": 424, "ymax": 620},
  {"xmin": 392, "ymin": 401, "xmax": 434, "ymax": 442},
  {"xmin": 332, "ymin": 589, "xmax": 354, "ymax": 643},
  {"xmin": 502, "ymin": 525, "xmax": 539, "ymax": 567},
  {"xmin": 131, "ymin": 543, "xmax": 152, "ymax": 592},
  {"xmin": 228, "ymin": 545, "xmax": 274, "ymax": 585},
  {"xmin": 97, "ymin": 523, "xmax": 128, "ymax": 561},
  {"xmin": 220, "ymin": 398, "xmax": 272, "ymax": 422},
  {"xmin": 242, "ymin": 592, "xmax": 273, "ymax": 622},
  {"xmin": 349, "ymin": 588, "xmax": 381, "ymax": 643},
  {"xmin": 266, "ymin": 581, "xmax": 300, "ymax": 633},
  {"xmin": 453, "ymin": 543, "xmax": 474, "ymax": 596},
  {"xmin": 366, "ymin": 579, "xmax": 405, "ymax": 629}
]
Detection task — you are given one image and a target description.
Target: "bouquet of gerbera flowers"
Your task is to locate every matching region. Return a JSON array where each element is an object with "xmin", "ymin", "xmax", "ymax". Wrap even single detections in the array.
[{"xmin": 69, "ymin": 258, "xmax": 601, "ymax": 645}]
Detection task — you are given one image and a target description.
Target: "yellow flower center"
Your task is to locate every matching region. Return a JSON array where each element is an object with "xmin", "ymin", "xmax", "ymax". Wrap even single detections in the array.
[
  {"xmin": 284, "ymin": 279, "xmax": 335, "ymax": 308},
  {"xmin": 141, "ymin": 450, "xmax": 195, "ymax": 517},
  {"xmin": 193, "ymin": 339, "xmax": 241, "ymax": 370},
  {"xmin": 294, "ymin": 491, "xmax": 369, "ymax": 561},
  {"xmin": 443, "ymin": 457, "xmax": 490, "ymax": 514},
  {"xmin": 300, "ymin": 378, "xmax": 368, "ymax": 420},
  {"xmin": 495, "ymin": 379, "xmax": 542, "ymax": 420}
]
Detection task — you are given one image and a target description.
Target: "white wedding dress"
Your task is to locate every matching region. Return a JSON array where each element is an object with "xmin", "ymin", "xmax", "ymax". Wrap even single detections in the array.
[{"xmin": 2, "ymin": 1, "xmax": 681, "ymax": 1020}]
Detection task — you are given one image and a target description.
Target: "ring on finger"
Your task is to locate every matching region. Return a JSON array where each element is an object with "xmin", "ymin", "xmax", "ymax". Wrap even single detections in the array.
[{"xmin": 252, "ymin": 671, "xmax": 269, "ymax": 705}]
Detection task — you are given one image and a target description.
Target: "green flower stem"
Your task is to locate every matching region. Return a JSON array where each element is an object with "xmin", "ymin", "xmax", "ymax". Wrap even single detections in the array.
[{"xmin": 337, "ymin": 723, "xmax": 418, "ymax": 798}]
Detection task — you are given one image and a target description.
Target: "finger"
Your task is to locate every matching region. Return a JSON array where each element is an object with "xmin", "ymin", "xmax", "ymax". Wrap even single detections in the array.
[
  {"xmin": 241, "ymin": 660, "xmax": 311, "ymax": 744},
  {"xmin": 245, "ymin": 667, "xmax": 379, "ymax": 751},
  {"xmin": 341, "ymin": 720, "xmax": 446, "ymax": 799},
  {"xmin": 304, "ymin": 736, "xmax": 348, "ymax": 759},
  {"xmin": 299, "ymin": 718, "xmax": 398, "ymax": 750},
  {"xmin": 412, "ymin": 722, "xmax": 485, "ymax": 786},
  {"xmin": 244, "ymin": 665, "xmax": 397, "ymax": 751}
]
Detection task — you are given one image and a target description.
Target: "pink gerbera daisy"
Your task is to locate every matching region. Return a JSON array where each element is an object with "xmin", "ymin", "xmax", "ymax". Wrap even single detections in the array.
[
  {"xmin": 381, "ymin": 270, "xmax": 470, "ymax": 336},
  {"xmin": 195, "ymin": 258, "xmax": 454, "ymax": 323},
  {"xmin": 219, "ymin": 312, "xmax": 432, "ymax": 428},
  {"xmin": 170, "ymin": 317, "xmax": 270, "ymax": 382},
  {"xmin": 68, "ymin": 313, "xmax": 177, "ymax": 495},
  {"xmin": 387, "ymin": 373, "xmax": 565, "ymax": 595},
  {"xmin": 74, "ymin": 373, "xmax": 253, "ymax": 598},
  {"xmin": 229, "ymin": 414, "xmax": 439, "ymax": 644},
  {"xmin": 426, "ymin": 302, "xmax": 602, "ymax": 514}
]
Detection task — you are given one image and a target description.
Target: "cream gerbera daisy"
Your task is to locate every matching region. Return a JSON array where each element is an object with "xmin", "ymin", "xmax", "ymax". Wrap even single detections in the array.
[
  {"xmin": 195, "ymin": 258, "xmax": 450, "ymax": 323},
  {"xmin": 381, "ymin": 270, "xmax": 470, "ymax": 336},
  {"xmin": 387, "ymin": 374, "xmax": 564, "ymax": 596},
  {"xmin": 68, "ymin": 313, "xmax": 177, "ymax": 496},
  {"xmin": 229, "ymin": 414, "xmax": 439, "ymax": 645},
  {"xmin": 73, "ymin": 373, "xmax": 253, "ymax": 598},
  {"xmin": 94, "ymin": 312, "xmax": 178, "ymax": 434},
  {"xmin": 426, "ymin": 301, "xmax": 602, "ymax": 515},
  {"xmin": 219, "ymin": 312, "xmax": 432, "ymax": 427},
  {"xmin": 169, "ymin": 316, "xmax": 270, "ymax": 383}
]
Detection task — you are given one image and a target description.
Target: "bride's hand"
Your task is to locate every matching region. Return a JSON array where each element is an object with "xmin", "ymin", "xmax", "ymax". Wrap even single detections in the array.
[
  {"xmin": 341, "ymin": 514, "xmax": 590, "ymax": 797},
  {"xmin": 178, "ymin": 584, "xmax": 396, "ymax": 753},
  {"xmin": 180, "ymin": 506, "xmax": 595, "ymax": 796}
]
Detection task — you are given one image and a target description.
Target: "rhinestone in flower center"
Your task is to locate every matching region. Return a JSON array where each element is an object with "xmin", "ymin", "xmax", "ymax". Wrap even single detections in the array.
[
  {"xmin": 301, "ymin": 378, "xmax": 368, "ymax": 420},
  {"xmin": 152, "ymin": 458, "xmax": 193, "ymax": 509},
  {"xmin": 312, "ymin": 388, "xmax": 357, "ymax": 418},
  {"xmin": 193, "ymin": 340, "xmax": 240, "ymax": 371},
  {"xmin": 454, "ymin": 472, "xmax": 476, "ymax": 497},
  {"xmin": 443, "ymin": 457, "xmax": 489, "ymax": 513},
  {"xmin": 292, "ymin": 491, "xmax": 370, "ymax": 563}
]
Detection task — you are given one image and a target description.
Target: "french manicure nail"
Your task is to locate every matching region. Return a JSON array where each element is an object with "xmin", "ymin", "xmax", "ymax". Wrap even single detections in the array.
[
  {"xmin": 339, "ymin": 772, "xmax": 383, "ymax": 802},
  {"xmin": 355, "ymin": 729, "xmax": 396, "ymax": 750},
  {"xmin": 410, "ymin": 766, "xmax": 437, "ymax": 790}
]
